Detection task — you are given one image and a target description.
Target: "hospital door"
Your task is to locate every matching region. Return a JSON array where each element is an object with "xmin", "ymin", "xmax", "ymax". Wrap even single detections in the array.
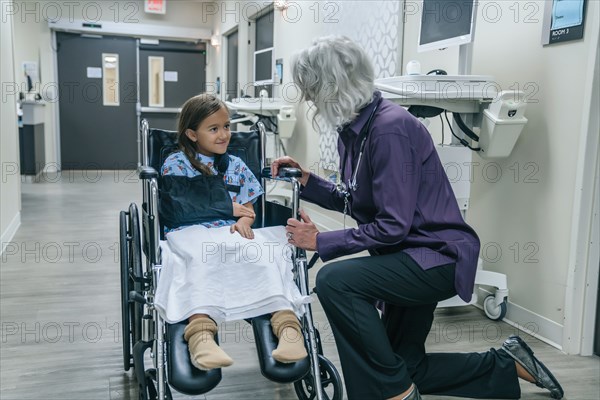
[
  {"xmin": 57, "ymin": 32, "xmax": 137, "ymax": 170},
  {"xmin": 139, "ymin": 41, "xmax": 206, "ymax": 130}
]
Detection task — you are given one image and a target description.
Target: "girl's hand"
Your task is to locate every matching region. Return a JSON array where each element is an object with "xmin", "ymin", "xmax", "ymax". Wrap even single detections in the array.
[
  {"xmin": 230, "ymin": 219, "xmax": 254, "ymax": 239},
  {"xmin": 233, "ymin": 202, "xmax": 255, "ymax": 218}
]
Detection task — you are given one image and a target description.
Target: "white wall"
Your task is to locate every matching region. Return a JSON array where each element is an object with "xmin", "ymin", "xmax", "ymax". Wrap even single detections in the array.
[
  {"xmin": 404, "ymin": 0, "xmax": 599, "ymax": 349},
  {"xmin": 471, "ymin": 0, "xmax": 598, "ymax": 351},
  {"xmin": 273, "ymin": 2, "xmax": 329, "ymax": 173},
  {"xmin": 1, "ymin": 0, "xmax": 22, "ymax": 253},
  {"xmin": 11, "ymin": 4, "xmax": 56, "ymax": 171},
  {"xmin": 208, "ymin": 1, "xmax": 327, "ymax": 171},
  {"xmin": 11, "ymin": 0, "xmax": 213, "ymax": 170},
  {"xmin": 209, "ymin": 1, "xmax": 403, "ymax": 173}
]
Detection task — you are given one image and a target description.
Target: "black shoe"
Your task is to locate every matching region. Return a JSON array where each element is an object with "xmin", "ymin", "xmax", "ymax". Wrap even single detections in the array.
[{"xmin": 501, "ymin": 335, "xmax": 564, "ymax": 399}]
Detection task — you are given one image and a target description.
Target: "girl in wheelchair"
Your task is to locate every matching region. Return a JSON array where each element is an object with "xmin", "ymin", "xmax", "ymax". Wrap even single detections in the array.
[{"xmin": 155, "ymin": 94, "xmax": 309, "ymax": 372}]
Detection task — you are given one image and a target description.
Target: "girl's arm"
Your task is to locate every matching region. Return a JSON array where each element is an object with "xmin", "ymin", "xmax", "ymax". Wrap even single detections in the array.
[
  {"xmin": 233, "ymin": 202, "xmax": 256, "ymax": 218},
  {"xmin": 230, "ymin": 202, "xmax": 255, "ymax": 239}
]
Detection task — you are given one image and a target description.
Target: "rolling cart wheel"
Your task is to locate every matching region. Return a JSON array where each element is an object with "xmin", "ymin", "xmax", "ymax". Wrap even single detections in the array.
[
  {"xmin": 294, "ymin": 354, "xmax": 343, "ymax": 400},
  {"xmin": 484, "ymin": 295, "xmax": 507, "ymax": 321},
  {"xmin": 119, "ymin": 211, "xmax": 132, "ymax": 371},
  {"xmin": 142, "ymin": 369, "xmax": 172, "ymax": 400}
]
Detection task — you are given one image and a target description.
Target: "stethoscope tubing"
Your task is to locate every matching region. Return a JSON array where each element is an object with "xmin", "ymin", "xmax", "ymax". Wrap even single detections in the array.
[{"xmin": 341, "ymin": 96, "xmax": 383, "ymax": 192}]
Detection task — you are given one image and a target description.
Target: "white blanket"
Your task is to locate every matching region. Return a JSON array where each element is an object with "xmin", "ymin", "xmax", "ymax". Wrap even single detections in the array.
[{"xmin": 155, "ymin": 225, "xmax": 310, "ymax": 323}]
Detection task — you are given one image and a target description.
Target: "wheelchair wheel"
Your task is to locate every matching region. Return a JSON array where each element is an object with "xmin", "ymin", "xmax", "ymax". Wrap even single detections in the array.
[
  {"xmin": 120, "ymin": 204, "xmax": 144, "ymax": 371},
  {"xmin": 294, "ymin": 354, "xmax": 343, "ymax": 400},
  {"xmin": 120, "ymin": 210, "xmax": 132, "ymax": 371},
  {"xmin": 142, "ymin": 369, "xmax": 172, "ymax": 400}
]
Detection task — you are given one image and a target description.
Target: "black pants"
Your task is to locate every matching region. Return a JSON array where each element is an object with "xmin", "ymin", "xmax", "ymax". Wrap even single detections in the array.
[{"xmin": 315, "ymin": 251, "xmax": 521, "ymax": 400}]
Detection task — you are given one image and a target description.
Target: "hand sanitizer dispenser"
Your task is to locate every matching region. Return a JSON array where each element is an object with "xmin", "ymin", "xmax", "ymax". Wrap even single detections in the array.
[
  {"xmin": 479, "ymin": 91, "xmax": 528, "ymax": 159},
  {"xmin": 277, "ymin": 106, "xmax": 296, "ymax": 139}
]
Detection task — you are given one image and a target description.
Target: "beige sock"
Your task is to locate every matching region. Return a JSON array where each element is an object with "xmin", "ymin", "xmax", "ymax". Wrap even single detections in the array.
[
  {"xmin": 270, "ymin": 310, "xmax": 308, "ymax": 363},
  {"xmin": 184, "ymin": 317, "xmax": 233, "ymax": 371}
]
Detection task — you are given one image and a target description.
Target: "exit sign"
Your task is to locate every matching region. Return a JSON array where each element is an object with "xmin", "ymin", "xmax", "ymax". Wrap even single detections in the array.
[{"xmin": 145, "ymin": 0, "xmax": 166, "ymax": 14}]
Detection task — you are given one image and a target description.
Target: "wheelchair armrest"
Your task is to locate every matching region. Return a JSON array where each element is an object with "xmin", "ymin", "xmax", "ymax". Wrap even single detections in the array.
[
  {"xmin": 261, "ymin": 167, "xmax": 303, "ymax": 179},
  {"xmin": 138, "ymin": 166, "xmax": 158, "ymax": 180}
]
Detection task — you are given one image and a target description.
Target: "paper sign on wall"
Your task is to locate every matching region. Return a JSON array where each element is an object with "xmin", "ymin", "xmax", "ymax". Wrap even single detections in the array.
[
  {"xmin": 23, "ymin": 61, "xmax": 39, "ymax": 84},
  {"xmin": 164, "ymin": 71, "xmax": 178, "ymax": 82},
  {"xmin": 87, "ymin": 67, "xmax": 102, "ymax": 78}
]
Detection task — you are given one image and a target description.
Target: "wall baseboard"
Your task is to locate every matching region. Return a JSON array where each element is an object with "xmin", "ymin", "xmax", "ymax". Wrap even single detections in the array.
[
  {"xmin": 1, "ymin": 212, "xmax": 21, "ymax": 257},
  {"xmin": 476, "ymin": 287, "xmax": 564, "ymax": 350}
]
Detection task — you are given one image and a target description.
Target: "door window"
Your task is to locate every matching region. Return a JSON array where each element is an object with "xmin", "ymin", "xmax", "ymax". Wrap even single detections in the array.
[
  {"xmin": 148, "ymin": 56, "xmax": 165, "ymax": 107},
  {"xmin": 102, "ymin": 53, "xmax": 119, "ymax": 106}
]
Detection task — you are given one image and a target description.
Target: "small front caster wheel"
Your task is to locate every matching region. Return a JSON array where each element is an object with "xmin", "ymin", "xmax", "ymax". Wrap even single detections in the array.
[{"xmin": 484, "ymin": 295, "xmax": 507, "ymax": 321}]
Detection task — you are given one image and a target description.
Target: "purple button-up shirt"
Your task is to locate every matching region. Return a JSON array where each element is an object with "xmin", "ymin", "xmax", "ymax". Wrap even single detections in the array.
[{"xmin": 300, "ymin": 91, "xmax": 480, "ymax": 302}]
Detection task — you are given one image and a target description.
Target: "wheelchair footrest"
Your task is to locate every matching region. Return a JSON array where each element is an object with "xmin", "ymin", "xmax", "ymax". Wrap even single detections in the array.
[
  {"xmin": 251, "ymin": 314, "xmax": 310, "ymax": 383},
  {"xmin": 165, "ymin": 322, "xmax": 222, "ymax": 395}
]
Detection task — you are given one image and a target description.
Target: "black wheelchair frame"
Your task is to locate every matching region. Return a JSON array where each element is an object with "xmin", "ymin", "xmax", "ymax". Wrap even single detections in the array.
[{"xmin": 119, "ymin": 119, "xmax": 343, "ymax": 400}]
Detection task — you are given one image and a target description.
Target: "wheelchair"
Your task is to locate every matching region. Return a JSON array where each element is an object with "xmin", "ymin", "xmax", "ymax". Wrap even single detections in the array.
[{"xmin": 119, "ymin": 119, "xmax": 343, "ymax": 400}]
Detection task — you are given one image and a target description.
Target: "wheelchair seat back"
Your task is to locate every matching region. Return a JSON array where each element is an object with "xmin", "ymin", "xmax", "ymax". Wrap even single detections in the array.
[
  {"xmin": 147, "ymin": 128, "xmax": 262, "ymax": 188},
  {"xmin": 147, "ymin": 129, "xmax": 179, "ymax": 175},
  {"xmin": 147, "ymin": 128, "xmax": 263, "ymax": 226}
]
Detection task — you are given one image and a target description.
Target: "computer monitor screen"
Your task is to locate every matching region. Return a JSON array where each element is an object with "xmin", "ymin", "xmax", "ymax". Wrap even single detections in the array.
[
  {"xmin": 254, "ymin": 49, "xmax": 273, "ymax": 84},
  {"xmin": 418, "ymin": 0, "xmax": 474, "ymax": 52}
]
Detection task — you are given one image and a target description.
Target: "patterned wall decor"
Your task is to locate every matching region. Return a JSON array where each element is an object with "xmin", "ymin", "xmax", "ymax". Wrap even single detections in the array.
[{"xmin": 319, "ymin": 1, "xmax": 402, "ymax": 174}]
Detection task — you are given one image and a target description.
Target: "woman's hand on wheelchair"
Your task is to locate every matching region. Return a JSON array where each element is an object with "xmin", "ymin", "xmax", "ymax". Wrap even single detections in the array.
[
  {"xmin": 286, "ymin": 209, "xmax": 318, "ymax": 251},
  {"xmin": 231, "ymin": 218, "xmax": 255, "ymax": 239},
  {"xmin": 233, "ymin": 202, "xmax": 255, "ymax": 218},
  {"xmin": 271, "ymin": 157, "xmax": 310, "ymax": 186}
]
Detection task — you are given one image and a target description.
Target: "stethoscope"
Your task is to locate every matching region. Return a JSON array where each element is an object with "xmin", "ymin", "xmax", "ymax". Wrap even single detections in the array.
[{"xmin": 338, "ymin": 96, "xmax": 383, "ymax": 195}]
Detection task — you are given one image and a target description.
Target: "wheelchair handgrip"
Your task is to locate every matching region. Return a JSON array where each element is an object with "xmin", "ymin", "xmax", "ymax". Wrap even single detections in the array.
[
  {"xmin": 260, "ymin": 167, "xmax": 273, "ymax": 179},
  {"xmin": 138, "ymin": 166, "xmax": 158, "ymax": 180},
  {"xmin": 279, "ymin": 167, "xmax": 302, "ymax": 178},
  {"xmin": 261, "ymin": 167, "xmax": 303, "ymax": 179},
  {"xmin": 129, "ymin": 291, "xmax": 147, "ymax": 304}
]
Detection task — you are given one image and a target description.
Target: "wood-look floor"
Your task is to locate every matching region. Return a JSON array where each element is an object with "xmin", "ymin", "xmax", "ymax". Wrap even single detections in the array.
[{"xmin": 1, "ymin": 172, "xmax": 598, "ymax": 400}]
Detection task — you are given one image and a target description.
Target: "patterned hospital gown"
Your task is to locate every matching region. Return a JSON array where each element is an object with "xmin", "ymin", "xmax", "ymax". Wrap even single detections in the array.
[{"xmin": 161, "ymin": 151, "xmax": 263, "ymax": 232}]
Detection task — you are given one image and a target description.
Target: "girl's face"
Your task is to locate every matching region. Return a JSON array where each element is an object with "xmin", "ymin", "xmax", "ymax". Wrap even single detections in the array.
[{"xmin": 185, "ymin": 107, "xmax": 231, "ymax": 157}]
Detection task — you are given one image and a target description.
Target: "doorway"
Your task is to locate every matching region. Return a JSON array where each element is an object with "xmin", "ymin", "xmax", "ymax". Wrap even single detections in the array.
[
  {"xmin": 139, "ymin": 40, "xmax": 207, "ymax": 131},
  {"xmin": 225, "ymin": 29, "xmax": 239, "ymax": 101},
  {"xmin": 56, "ymin": 32, "xmax": 137, "ymax": 170}
]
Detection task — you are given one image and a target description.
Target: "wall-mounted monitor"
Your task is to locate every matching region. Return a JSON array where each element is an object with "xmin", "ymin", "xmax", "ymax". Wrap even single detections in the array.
[
  {"xmin": 418, "ymin": 0, "xmax": 475, "ymax": 52},
  {"xmin": 254, "ymin": 47, "xmax": 274, "ymax": 85}
]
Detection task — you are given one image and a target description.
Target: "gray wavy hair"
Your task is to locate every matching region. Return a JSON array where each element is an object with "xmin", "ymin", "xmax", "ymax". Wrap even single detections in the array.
[{"xmin": 292, "ymin": 35, "xmax": 375, "ymax": 130}]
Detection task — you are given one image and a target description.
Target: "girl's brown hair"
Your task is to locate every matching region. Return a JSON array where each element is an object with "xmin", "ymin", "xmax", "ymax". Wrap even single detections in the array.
[{"xmin": 177, "ymin": 94, "xmax": 228, "ymax": 176}]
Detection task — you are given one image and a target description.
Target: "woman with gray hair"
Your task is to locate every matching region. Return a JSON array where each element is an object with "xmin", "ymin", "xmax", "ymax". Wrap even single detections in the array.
[{"xmin": 272, "ymin": 36, "xmax": 563, "ymax": 400}]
